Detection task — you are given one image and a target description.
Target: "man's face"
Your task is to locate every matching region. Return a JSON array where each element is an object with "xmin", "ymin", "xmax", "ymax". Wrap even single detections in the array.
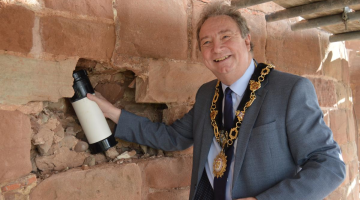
[{"xmin": 199, "ymin": 15, "xmax": 252, "ymax": 85}]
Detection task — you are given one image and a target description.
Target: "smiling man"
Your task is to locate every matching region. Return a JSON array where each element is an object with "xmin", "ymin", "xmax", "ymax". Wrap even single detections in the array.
[{"xmin": 88, "ymin": 2, "xmax": 345, "ymax": 200}]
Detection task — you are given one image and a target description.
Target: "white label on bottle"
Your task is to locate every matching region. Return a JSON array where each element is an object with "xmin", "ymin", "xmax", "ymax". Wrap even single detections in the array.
[{"xmin": 71, "ymin": 97, "xmax": 112, "ymax": 144}]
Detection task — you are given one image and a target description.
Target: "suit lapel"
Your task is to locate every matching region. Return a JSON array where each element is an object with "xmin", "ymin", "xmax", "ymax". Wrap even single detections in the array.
[
  {"xmin": 196, "ymin": 84, "xmax": 217, "ymax": 181},
  {"xmin": 232, "ymin": 77, "xmax": 269, "ymax": 184}
]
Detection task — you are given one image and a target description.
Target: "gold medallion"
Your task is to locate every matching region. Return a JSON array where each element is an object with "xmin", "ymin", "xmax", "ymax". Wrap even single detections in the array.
[{"xmin": 213, "ymin": 151, "xmax": 227, "ymax": 178}]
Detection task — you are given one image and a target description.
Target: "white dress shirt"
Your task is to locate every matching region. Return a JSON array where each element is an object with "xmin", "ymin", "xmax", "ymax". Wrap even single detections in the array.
[{"xmin": 205, "ymin": 59, "xmax": 255, "ymax": 199}]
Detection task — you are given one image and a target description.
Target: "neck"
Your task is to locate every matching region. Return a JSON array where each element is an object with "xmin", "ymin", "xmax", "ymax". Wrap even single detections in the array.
[{"xmin": 220, "ymin": 57, "xmax": 253, "ymax": 86}]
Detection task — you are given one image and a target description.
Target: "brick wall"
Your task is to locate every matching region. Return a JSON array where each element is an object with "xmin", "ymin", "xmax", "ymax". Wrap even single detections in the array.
[{"xmin": 0, "ymin": 0, "xmax": 357, "ymax": 199}]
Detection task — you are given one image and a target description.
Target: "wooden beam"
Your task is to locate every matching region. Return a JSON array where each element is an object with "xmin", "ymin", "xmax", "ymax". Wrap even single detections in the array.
[
  {"xmin": 266, "ymin": 0, "xmax": 360, "ymax": 22},
  {"xmin": 329, "ymin": 31, "xmax": 360, "ymax": 42},
  {"xmin": 231, "ymin": 0, "xmax": 273, "ymax": 8},
  {"xmin": 291, "ymin": 11, "xmax": 360, "ymax": 31}
]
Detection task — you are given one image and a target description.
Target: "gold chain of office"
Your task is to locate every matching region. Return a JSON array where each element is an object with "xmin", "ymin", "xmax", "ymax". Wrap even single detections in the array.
[{"xmin": 210, "ymin": 63, "xmax": 275, "ymax": 178}]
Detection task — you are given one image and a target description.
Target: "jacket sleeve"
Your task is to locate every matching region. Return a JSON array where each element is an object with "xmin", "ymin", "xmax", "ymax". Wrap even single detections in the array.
[
  {"xmin": 114, "ymin": 107, "xmax": 195, "ymax": 151},
  {"xmin": 256, "ymin": 77, "xmax": 346, "ymax": 200}
]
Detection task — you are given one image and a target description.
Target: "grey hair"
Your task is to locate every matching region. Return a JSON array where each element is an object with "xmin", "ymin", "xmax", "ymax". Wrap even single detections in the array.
[{"xmin": 196, "ymin": 2, "xmax": 253, "ymax": 51}]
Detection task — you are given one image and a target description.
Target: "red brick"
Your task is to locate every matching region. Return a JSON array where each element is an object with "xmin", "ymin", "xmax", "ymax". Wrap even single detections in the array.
[
  {"xmin": 266, "ymin": 20, "xmax": 322, "ymax": 76},
  {"xmin": 26, "ymin": 175, "xmax": 37, "ymax": 185},
  {"xmin": 330, "ymin": 109, "xmax": 348, "ymax": 145},
  {"xmin": 135, "ymin": 60, "xmax": 216, "ymax": 103},
  {"xmin": 41, "ymin": 16, "xmax": 115, "ymax": 61},
  {"xmin": 308, "ymin": 77, "xmax": 337, "ymax": 108},
  {"xmin": 0, "ymin": 111, "xmax": 32, "ymax": 183},
  {"xmin": 148, "ymin": 188, "xmax": 190, "ymax": 200},
  {"xmin": 140, "ymin": 157, "xmax": 192, "ymax": 189},
  {"xmin": 0, "ymin": 4, "xmax": 34, "ymax": 53},
  {"xmin": 44, "ymin": 0, "xmax": 113, "ymax": 19},
  {"xmin": 113, "ymin": 0, "xmax": 188, "ymax": 60},
  {"xmin": 1, "ymin": 183, "xmax": 21, "ymax": 193},
  {"xmin": 30, "ymin": 163, "xmax": 142, "ymax": 200}
]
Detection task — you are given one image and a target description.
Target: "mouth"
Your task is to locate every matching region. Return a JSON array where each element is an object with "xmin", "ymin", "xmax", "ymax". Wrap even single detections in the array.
[{"xmin": 214, "ymin": 55, "xmax": 230, "ymax": 62}]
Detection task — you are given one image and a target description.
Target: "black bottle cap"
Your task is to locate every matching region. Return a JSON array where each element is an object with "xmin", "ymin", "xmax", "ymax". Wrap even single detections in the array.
[
  {"xmin": 88, "ymin": 134, "xmax": 118, "ymax": 154},
  {"xmin": 70, "ymin": 70, "xmax": 95, "ymax": 102}
]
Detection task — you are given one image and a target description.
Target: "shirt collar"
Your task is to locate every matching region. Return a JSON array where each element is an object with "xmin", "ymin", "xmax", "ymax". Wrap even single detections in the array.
[{"xmin": 221, "ymin": 59, "xmax": 255, "ymax": 97}]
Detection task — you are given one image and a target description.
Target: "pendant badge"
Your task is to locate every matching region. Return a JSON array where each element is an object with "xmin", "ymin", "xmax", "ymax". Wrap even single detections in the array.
[{"xmin": 213, "ymin": 151, "xmax": 227, "ymax": 178}]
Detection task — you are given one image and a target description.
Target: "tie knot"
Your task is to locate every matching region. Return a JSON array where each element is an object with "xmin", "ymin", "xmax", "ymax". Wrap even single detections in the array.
[{"xmin": 225, "ymin": 87, "xmax": 232, "ymax": 96}]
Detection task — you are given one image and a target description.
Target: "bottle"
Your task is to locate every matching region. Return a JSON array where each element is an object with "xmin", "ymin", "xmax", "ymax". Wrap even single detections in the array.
[{"xmin": 70, "ymin": 70, "xmax": 117, "ymax": 154}]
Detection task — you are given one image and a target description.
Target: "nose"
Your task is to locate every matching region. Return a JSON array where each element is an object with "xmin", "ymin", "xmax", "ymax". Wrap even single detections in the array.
[{"xmin": 212, "ymin": 39, "xmax": 222, "ymax": 53}]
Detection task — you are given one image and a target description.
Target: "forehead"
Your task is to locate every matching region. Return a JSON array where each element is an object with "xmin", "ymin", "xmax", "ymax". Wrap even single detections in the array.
[{"xmin": 199, "ymin": 15, "xmax": 240, "ymax": 37}]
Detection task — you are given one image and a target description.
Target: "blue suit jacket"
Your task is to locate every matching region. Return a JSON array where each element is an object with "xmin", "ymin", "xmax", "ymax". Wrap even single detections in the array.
[{"xmin": 115, "ymin": 69, "xmax": 345, "ymax": 200}]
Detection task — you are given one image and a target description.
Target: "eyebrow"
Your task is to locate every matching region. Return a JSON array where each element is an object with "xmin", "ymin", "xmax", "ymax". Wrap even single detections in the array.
[{"xmin": 199, "ymin": 29, "xmax": 233, "ymax": 42}]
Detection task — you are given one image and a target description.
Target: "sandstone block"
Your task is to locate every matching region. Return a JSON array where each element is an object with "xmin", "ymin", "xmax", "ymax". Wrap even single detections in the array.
[
  {"xmin": 0, "ymin": 102, "xmax": 43, "ymax": 115},
  {"xmin": 148, "ymin": 188, "xmax": 190, "ymax": 200},
  {"xmin": 35, "ymin": 147, "xmax": 89, "ymax": 172},
  {"xmin": 0, "ymin": 110, "xmax": 32, "ymax": 183},
  {"xmin": 239, "ymin": 9, "xmax": 266, "ymax": 63},
  {"xmin": 334, "ymin": 82, "xmax": 352, "ymax": 110},
  {"xmin": 41, "ymin": 16, "xmax": 115, "ymax": 61},
  {"xmin": 346, "ymin": 40, "xmax": 360, "ymax": 51},
  {"xmin": 0, "ymin": 5, "xmax": 34, "ymax": 53},
  {"xmin": 340, "ymin": 142, "xmax": 357, "ymax": 164},
  {"xmin": 163, "ymin": 103, "xmax": 192, "ymax": 125},
  {"xmin": 307, "ymin": 77, "xmax": 337, "ymax": 108},
  {"xmin": 113, "ymin": 0, "xmax": 188, "ymax": 60},
  {"xmin": 0, "ymin": 54, "xmax": 77, "ymax": 105},
  {"xmin": 44, "ymin": 0, "xmax": 113, "ymax": 19},
  {"xmin": 136, "ymin": 60, "xmax": 216, "ymax": 103},
  {"xmin": 30, "ymin": 163, "xmax": 142, "ymax": 200},
  {"xmin": 348, "ymin": 110, "xmax": 356, "ymax": 143},
  {"xmin": 94, "ymin": 83, "xmax": 124, "ymax": 104},
  {"xmin": 330, "ymin": 109, "xmax": 348, "ymax": 145},
  {"xmin": 141, "ymin": 157, "xmax": 192, "ymax": 189},
  {"xmin": 349, "ymin": 159, "xmax": 358, "ymax": 183},
  {"xmin": 266, "ymin": 20, "xmax": 321, "ymax": 75}
]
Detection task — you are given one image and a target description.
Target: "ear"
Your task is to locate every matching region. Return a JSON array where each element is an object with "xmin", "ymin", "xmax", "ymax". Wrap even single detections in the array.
[{"xmin": 245, "ymin": 34, "xmax": 251, "ymax": 51}]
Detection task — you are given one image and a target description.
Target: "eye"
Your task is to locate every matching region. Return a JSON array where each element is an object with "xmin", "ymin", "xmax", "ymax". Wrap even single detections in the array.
[
  {"xmin": 222, "ymin": 35, "xmax": 230, "ymax": 39},
  {"xmin": 202, "ymin": 41, "xmax": 211, "ymax": 46}
]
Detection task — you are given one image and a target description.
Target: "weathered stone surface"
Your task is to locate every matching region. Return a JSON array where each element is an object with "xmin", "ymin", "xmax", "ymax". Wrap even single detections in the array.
[
  {"xmin": 239, "ymin": 9, "xmax": 266, "ymax": 63},
  {"xmin": 335, "ymin": 82, "xmax": 352, "ymax": 110},
  {"xmin": 148, "ymin": 188, "xmax": 190, "ymax": 200},
  {"xmin": 266, "ymin": 20, "xmax": 321, "ymax": 75},
  {"xmin": 105, "ymin": 147, "xmax": 119, "ymax": 159},
  {"xmin": 0, "ymin": 4, "xmax": 34, "ymax": 53},
  {"xmin": 340, "ymin": 141, "xmax": 357, "ymax": 164},
  {"xmin": 330, "ymin": 109, "xmax": 348, "ymax": 145},
  {"xmin": 163, "ymin": 103, "xmax": 192, "ymax": 125},
  {"xmin": 30, "ymin": 163, "xmax": 142, "ymax": 200},
  {"xmin": 307, "ymin": 77, "xmax": 337, "ymax": 108},
  {"xmin": 32, "ymin": 117, "xmax": 59, "ymax": 155},
  {"xmin": 83, "ymin": 155, "xmax": 95, "ymax": 166},
  {"xmin": 0, "ymin": 102, "xmax": 43, "ymax": 115},
  {"xmin": 44, "ymin": 0, "xmax": 113, "ymax": 19},
  {"xmin": 113, "ymin": 0, "xmax": 188, "ymax": 60},
  {"xmin": 0, "ymin": 54, "xmax": 77, "ymax": 105},
  {"xmin": 0, "ymin": 110, "xmax": 32, "ymax": 183},
  {"xmin": 141, "ymin": 157, "xmax": 192, "ymax": 189},
  {"xmin": 60, "ymin": 135, "xmax": 78, "ymax": 150},
  {"xmin": 41, "ymin": 16, "xmax": 115, "ymax": 61},
  {"xmin": 94, "ymin": 83, "xmax": 124, "ymax": 104},
  {"xmin": 35, "ymin": 147, "xmax": 89, "ymax": 172},
  {"xmin": 136, "ymin": 60, "xmax": 216, "ymax": 103},
  {"xmin": 74, "ymin": 141, "xmax": 89, "ymax": 152},
  {"xmin": 346, "ymin": 40, "xmax": 360, "ymax": 51}
]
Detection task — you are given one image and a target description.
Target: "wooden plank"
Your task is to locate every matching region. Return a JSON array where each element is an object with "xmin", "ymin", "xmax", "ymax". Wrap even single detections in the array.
[
  {"xmin": 231, "ymin": 0, "xmax": 273, "ymax": 8},
  {"xmin": 329, "ymin": 30, "xmax": 360, "ymax": 42},
  {"xmin": 291, "ymin": 10, "xmax": 360, "ymax": 31},
  {"xmin": 266, "ymin": 0, "xmax": 360, "ymax": 22}
]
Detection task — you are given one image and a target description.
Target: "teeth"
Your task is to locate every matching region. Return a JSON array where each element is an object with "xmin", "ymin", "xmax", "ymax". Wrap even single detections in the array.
[{"xmin": 214, "ymin": 56, "xmax": 229, "ymax": 62}]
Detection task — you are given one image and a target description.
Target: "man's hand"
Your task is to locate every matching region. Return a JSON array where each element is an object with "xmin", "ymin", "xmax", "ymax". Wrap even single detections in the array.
[
  {"xmin": 236, "ymin": 198, "xmax": 257, "ymax": 200},
  {"xmin": 87, "ymin": 91, "xmax": 121, "ymax": 124}
]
